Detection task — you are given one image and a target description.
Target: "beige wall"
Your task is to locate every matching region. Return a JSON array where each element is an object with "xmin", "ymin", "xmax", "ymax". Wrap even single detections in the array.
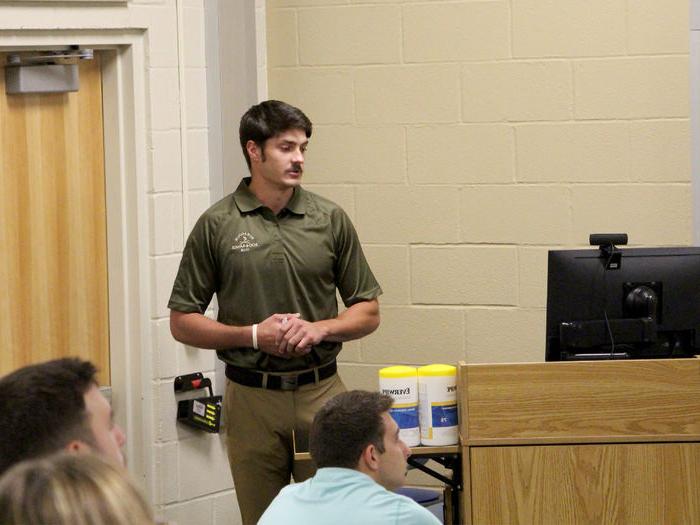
[{"xmin": 266, "ymin": 0, "xmax": 693, "ymax": 389}]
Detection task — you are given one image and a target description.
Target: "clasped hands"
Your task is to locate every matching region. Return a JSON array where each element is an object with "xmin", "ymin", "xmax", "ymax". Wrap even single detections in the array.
[{"xmin": 256, "ymin": 313, "xmax": 324, "ymax": 359}]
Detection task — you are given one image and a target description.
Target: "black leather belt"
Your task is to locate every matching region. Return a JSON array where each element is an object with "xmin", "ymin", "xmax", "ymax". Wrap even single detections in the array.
[{"xmin": 225, "ymin": 361, "xmax": 337, "ymax": 391}]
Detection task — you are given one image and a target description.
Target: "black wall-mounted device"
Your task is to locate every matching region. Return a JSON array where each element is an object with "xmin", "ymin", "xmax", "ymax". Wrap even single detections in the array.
[{"xmin": 174, "ymin": 372, "xmax": 222, "ymax": 433}]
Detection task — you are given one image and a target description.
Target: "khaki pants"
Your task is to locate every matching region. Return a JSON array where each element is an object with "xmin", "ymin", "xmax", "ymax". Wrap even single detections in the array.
[{"xmin": 224, "ymin": 373, "xmax": 345, "ymax": 525}]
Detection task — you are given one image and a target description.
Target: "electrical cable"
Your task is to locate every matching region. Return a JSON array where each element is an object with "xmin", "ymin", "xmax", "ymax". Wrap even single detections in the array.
[{"xmin": 603, "ymin": 248, "xmax": 616, "ymax": 359}]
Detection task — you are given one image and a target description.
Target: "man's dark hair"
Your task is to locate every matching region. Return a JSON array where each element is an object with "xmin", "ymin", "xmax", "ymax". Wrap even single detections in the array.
[
  {"xmin": 239, "ymin": 100, "xmax": 312, "ymax": 170},
  {"xmin": 309, "ymin": 390, "xmax": 394, "ymax": 469},
  {"xmin": 0, "ymin": 358, "xmax": 98, "ymax": 475}
]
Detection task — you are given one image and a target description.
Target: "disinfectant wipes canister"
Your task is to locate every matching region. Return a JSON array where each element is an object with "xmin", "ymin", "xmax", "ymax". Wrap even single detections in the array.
[
  {"xmin": 417, "ymin": 364, "xmax": 458, "ymax": 446},
  {"xmin": 379, "ymin": 366, "xmax": 420, "ymax": 446}
]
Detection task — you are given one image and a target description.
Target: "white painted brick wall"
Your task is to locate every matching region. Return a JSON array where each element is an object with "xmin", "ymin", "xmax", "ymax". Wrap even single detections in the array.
[
  {"xmin": 151, "ymin": 130, "xmax": 183, "ymax": 192},
  {"xmin": 150, "ymin": 193, "xmax": 184, "ymax": 255}
]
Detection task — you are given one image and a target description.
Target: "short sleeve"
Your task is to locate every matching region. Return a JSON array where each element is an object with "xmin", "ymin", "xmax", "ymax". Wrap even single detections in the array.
[
  {"xmin": 167, "ymin": 213, "xmax": 220, "ymax": 314},
  {"xmin": 332, "ymin": 207, "xmax": 382, "ymax": 307}
]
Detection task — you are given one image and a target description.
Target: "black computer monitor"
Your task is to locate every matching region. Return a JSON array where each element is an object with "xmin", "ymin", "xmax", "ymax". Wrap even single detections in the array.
[{"xmin": 545, "ymin": 246, "xmax": 700, "ymax": 361}]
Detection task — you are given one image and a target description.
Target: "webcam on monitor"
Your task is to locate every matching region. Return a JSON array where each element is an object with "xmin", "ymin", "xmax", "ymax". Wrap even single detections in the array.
[
  {"xmin": 589, "ymin": 233, "xmax": 627, "ymax": 270},
  {"xmin": 589, "ymin": 233, "xmax": 628, "ymax": 247},
  {"xmin": 545, "ymin": 235, "xmax": 700, "ymax": 361}
]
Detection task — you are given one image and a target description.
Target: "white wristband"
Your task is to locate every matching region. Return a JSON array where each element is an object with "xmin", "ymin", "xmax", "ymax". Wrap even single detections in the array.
[{"xmin": 251, "ymin": 323, "xmax": 259, "ymax": 350}]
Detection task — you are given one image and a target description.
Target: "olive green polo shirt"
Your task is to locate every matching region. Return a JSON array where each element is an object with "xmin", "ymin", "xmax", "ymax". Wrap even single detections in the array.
[{"xmin": 168, "ymin": 178, "xmax": 382, "ymax": 372}]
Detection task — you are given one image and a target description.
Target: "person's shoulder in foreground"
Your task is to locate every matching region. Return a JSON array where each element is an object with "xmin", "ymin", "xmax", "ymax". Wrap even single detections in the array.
[
  {"xmin": 258, "ymin": 390, "xmax": 441, "ymax": 525},
  {"xmin": 260, "ymin": 467, "xmax": 440, "ymax": 525}
]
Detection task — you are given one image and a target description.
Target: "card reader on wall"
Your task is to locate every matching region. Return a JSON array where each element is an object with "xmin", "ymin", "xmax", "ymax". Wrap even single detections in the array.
[{"xmin": 174, "ymin": 372, "xmax": 222, "ymax": 433}]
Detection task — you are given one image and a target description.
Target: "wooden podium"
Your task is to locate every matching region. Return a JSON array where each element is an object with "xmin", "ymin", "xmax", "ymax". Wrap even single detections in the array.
[{"xmin": 457, "ymin": 359, "xmax": 700, "ymax": 524}]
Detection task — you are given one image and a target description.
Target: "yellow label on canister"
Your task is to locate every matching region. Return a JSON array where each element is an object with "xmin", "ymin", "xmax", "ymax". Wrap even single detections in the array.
[
  {"xmin": 417, "ymin": 364, "xmax": 456, "ymax": 377},
  {"xmin": 379, "ymin": 365, "xmax": 419, "ymax": 379}
]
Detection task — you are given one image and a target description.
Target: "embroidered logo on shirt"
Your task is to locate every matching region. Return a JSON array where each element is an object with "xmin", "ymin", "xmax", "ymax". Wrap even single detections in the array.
[{"xmin": 231, "ymin": 232, "xmax": 259, "ymax": 253}]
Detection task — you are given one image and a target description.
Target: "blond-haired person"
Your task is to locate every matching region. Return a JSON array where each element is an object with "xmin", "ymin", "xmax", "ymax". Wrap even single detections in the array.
[{"xmin": 0, "ymin": 452, "xmax": 155, "ymax": 525}]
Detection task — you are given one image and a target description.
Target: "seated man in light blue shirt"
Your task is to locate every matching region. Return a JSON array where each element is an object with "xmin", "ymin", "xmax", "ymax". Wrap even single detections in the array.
[{"xmin": 258, "ymin": 390, "xmax": 441, "ymax": 525}]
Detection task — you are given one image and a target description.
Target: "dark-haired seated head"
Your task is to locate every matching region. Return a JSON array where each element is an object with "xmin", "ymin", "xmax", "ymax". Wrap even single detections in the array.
[{"xmin": 0, "ymin": 358, "xmax": 125, "ymax": 476}]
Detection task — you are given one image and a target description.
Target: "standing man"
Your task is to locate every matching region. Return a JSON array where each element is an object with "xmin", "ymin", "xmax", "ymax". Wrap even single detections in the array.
[{"xmin": 168, "ymin": 100, "xmax": 382, "ymax": 524}]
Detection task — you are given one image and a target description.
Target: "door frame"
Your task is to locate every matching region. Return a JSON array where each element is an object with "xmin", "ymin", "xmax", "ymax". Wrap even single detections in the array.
[{"xmin": 0, "ymin": 29, "xmax": 153, "ymax": 495}]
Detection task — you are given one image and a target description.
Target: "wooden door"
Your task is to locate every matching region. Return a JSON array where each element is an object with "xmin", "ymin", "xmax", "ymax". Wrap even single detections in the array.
[{"xmin": 0, "ymin": 53, "xmax": 110, "ymax": 385}]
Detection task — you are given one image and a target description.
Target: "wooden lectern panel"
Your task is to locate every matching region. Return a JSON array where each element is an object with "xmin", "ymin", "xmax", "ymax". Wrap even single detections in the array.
[
  {"xmin": 462, "ymin": 359, "xmax": 700, "ymax": 445},
  {"xmin": 470, "ymin": 442, "xmax": 700, "ymax": 525}
]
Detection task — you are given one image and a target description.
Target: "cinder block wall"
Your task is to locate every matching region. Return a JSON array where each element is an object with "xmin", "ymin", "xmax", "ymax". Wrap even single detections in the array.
[{"xmin": 266, "ymin": 0, "xmax": 692, "ymax": 388}]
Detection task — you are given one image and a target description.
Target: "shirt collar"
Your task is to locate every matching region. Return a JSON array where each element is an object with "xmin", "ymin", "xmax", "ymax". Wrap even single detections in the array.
[
  {"xmin": 312, "ymin": 468, "xmax": 374, "ymax": 483},
  {"xmin": 233, "ymin": 177, "xmax": 306, "ymax": 215},
  {"xmin": 285, "ymin": 185, "xmax": 306, "ymax": 215}
]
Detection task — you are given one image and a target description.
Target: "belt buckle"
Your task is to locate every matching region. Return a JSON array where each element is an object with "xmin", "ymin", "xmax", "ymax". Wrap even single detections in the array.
[{"xmin": 280, "ymin": 374, "xmax": 298, "ymax": 391}]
